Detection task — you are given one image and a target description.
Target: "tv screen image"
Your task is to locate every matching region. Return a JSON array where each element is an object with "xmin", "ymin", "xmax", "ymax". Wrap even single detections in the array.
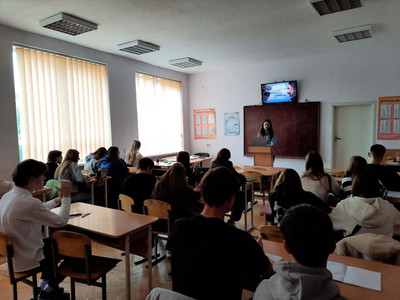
[{"xmin": 261, "ymin": 81, "xmax": 297, "ymax": 104}]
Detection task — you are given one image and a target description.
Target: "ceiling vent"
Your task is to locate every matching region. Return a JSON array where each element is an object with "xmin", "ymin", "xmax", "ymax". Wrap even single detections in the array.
[
  {"xmin": 310, "ymin": 0, "xmax": 362, "ymax": 15},
  {"xmin": 40, "ymin": 13, "xmax": 97, "ymax": 36},
  {"xmin": 118, "ymin": 40, "xmax": 160, "ymax": 55},
  {"xmin": 169, "ymin": 57, "xmax": 202, "ymax": 68},
  {"xmin": 333, "ymin": 24, "xmax": 373, "ymax": 43}
]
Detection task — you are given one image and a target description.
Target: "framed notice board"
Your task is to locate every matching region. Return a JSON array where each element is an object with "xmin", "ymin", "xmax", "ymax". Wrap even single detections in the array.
[{"xmin": 244, "ymin": 102, "xmax": 320, "ymax": 158}]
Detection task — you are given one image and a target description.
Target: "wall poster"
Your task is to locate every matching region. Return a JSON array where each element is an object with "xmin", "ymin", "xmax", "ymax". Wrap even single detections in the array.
[
  {"xmin": 378, "ymin": 97, "xmax": 400, "ymax": 140},
  {"xmin": 224, "ymin": 112, "xmax": 240, "ymax": 136},
  {"xmin": 194, "ymin": 108, "xmax": 216, "ymax": 139}
]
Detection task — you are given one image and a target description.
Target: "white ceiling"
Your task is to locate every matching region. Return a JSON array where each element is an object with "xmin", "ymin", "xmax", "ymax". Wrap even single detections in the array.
[{"xmin": 0, "ymin": 0, "xmax": 399, "ymax": 74}]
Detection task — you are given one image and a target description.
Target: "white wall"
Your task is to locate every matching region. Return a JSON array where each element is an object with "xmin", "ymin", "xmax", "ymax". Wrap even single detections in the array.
[
  {"xmin": 0, "ymin": 24, "xmax": 189, "ymax": 179},
  {"xmin": 189, "ymin": 43, "xmax": 400, "ymax": 173}
]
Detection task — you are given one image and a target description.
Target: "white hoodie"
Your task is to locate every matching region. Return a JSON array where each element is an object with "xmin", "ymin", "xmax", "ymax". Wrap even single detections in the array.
[
  {"xmin": 254, "ymin": 261, "xmax": 344, "ymax": 300},
  {"xmin": 329, "ymin": 196, "xmax": 400, "ymax": 237}
]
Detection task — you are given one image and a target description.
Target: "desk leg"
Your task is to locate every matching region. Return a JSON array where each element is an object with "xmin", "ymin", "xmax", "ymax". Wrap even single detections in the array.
[
  {"xmin": 250, "ymin": 183, "xmax": 254, "ymax": 229},
  {"xmin": 91, "ymin": 182, "xmax": 95, "ymax": 205},
  {"xmin": 147, "ymin": 227, "xmax": 153, "ymax": 292},
  {"xmin": 125, "ymin": 235, "xmax": 131, "ymax": 300},
  {"xmin": 105, "ymin": 180, "xmax": 108, "ymax": 208},
  {"xmin": 243, "ymin": 185, "xmax": 248, "ymax": 232}
]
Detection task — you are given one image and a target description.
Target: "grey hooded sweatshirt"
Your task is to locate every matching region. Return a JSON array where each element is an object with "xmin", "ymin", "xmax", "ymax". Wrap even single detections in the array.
[{"xmin": 253, "ymin": 261, "xmax": 345, "ymax": 300}]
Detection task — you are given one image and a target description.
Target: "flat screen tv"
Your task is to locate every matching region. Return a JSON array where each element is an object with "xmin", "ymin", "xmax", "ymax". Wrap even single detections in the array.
[{"xmin": 261, "ymin": 80, "xmax": 297, "ymax": 104}]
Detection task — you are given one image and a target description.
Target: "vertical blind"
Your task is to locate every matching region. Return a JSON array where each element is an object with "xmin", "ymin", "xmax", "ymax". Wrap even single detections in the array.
[
  {"xmin": 14, "ymin": 47, "xmax": 112, "ymax": 162},
  {"xmin": 135, "ymin": 73, "xmax": 183, "ymax": 155}
]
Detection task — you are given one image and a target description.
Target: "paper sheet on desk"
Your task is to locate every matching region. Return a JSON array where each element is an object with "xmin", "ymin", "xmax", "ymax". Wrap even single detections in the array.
[{"xmin": 327, "ymin": 261, "xmax": 381, "ymax": 291}]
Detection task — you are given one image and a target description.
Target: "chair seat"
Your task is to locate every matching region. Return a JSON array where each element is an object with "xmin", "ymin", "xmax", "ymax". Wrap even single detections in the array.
[
  {"xmin": 0, "ymin": 263, "xmax": 40, "ymax": 280},
  {"xmin": 58, "ymin": 256, "xmax": 121, "ymax": 282}
]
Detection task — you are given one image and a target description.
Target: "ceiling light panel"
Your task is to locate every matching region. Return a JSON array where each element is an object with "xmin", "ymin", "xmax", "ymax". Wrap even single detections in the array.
[
  {"xmin": 118, "ymin": 40, "xmax": 160, "ymax": 55},
  {"xmin": 40, "ymin": 13, "xmax": 97, "ymax": 36},
  {"xmin": 169, "ymin": 57, "xmax": 202, "ymax": 68},
  {"xmin": 333, "ymin": 24, "xmax": 373, "ymax": 43},
  {"xmin": 310, "ymin": 0, "xmax": 362, "ymax": 16}
]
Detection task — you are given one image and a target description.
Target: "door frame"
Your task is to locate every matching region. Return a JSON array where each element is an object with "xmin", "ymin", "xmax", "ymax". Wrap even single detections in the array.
[{"xmin": 330, "ymin": 101, "xmax": 376, "ymax": 168}]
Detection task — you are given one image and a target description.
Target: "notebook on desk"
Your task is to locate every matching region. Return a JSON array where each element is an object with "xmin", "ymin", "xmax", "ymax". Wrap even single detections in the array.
[{"xmin": 251, "ymin": 137, "xmax": 268, "ymax": 147}]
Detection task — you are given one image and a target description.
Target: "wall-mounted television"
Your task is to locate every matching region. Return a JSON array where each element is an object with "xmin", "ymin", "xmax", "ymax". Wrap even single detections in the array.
[{"xmin": 261, "ymin": 80, "xmax": 297, "ymax": 104}]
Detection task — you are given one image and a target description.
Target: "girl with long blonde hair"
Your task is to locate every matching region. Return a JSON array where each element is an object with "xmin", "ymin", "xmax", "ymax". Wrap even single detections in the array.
[{"xmin": 125, "ymin": 140, "xmax": 143, "ymax": 167}]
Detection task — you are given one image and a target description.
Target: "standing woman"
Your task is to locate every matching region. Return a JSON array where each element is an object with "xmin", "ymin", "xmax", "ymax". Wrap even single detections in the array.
[
  {"xmin": 257, "ymin": 119, "xmax": 276, "ymax": 147},
  {"xmin": 301, "ymin": 151, "xmax": 342, "ymax": 204},
  {"xmin": 54, "ymin": 149, "xmax": 90, "ymax": 202},
  {"xmin": 125, "ymin": 140, "xmax": 143, "ymax": 167},
  {"xmin": 45, "ymin": 150, "xmax": 62, "ymax": 182}
]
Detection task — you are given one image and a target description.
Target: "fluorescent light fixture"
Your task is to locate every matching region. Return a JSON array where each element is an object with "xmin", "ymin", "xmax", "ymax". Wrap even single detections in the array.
[
  {"xmin": 118, "ymin": 40, "xmax": 160, "ymax": 55},
  {"xmin": 169, "ymin": 57, "xmax": 202, "ymax": 68},
  {"xmin": 333, "ymin": 24, "xmax": 373, "ymax": 43},
  {"xmin": 310, "ymin": 0, "xmax": 362, "ymax": 16},
  {"xmin": 40, "ymin": 13, "xmax": 97, "ymax": 36}
]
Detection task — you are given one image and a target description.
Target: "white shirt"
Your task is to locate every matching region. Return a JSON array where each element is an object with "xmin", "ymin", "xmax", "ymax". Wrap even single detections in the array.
[{"xmin": 0, "ymin": 186, "xmax": 71, "ymax": 272}]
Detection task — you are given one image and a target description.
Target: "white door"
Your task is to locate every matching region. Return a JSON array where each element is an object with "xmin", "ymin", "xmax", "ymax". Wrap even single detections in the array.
[{"xmin": 332, "ymin": 103, "xmax": 375, "ymax": 169}]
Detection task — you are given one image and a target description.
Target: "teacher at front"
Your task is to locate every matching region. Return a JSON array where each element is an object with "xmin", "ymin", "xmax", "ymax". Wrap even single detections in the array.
[{"xmin": 257, "ymin": 119, "xmax": 276, "ymax": 147}]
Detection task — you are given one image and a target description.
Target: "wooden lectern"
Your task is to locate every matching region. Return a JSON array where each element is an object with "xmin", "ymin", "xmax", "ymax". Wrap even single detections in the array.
[{"xmin": 248, "ymin": 146, "xmax": 276, "ymax": 167}]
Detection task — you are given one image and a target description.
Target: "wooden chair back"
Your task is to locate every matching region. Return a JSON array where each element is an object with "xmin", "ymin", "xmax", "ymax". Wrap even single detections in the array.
[
  {"xmin": 0, "ymin": 231, "xmax": 40, "ymax": 299},
  {"xmin": 242, "ymin": 171, "xmax": 262, "ymax": 183},
  {"xmin": 260, "ymin": 225, "xmax": 285, "ymax": 243},
  {"xmin": 51, "ymin": 231, "xmax": 90, "ymax": 259},
  {"xmin": 0, "ymin": 232, "xmax": 11, "ymax": 257},
  {"xmin": 143, "ymin": 199, "xmax": 171, "ymax": 220},
  {"xmin": 119, "ymin": 194, "xmax": 135, "ymax": 213}
]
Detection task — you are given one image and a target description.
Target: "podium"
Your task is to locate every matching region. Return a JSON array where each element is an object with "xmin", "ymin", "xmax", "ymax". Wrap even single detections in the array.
[{"xmin": 248, "ymin": 146, "xmax": 276, "ymax": 167}]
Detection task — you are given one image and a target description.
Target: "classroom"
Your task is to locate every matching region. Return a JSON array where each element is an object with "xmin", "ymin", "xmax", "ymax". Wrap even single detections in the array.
[{"xmin": 1, "ymin": 1, "xmax": 400, "ymax": 299}]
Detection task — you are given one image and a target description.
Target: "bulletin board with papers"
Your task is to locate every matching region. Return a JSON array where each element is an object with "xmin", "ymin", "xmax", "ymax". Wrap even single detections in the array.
[{"xmin": 378, "ymin": 96, "xmax": 400, "ymax": 140}]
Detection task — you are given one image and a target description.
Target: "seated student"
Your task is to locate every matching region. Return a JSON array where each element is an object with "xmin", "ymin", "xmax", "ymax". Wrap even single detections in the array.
[
  {"xmin": 301, "ymin": 151, "xmax": 342, "ymax": 204},
  {"xmin": 176, "ymin": 151, "xmax": 196, "ymax": 186},
  {"xmin": 0, "ymin": 159, "xmax": 71, "ymax": 300},
  {"xmin": 170, "ymin": 167, "xmax": 273, "ymax": 300},
  {"xmin": 341, "ymin": 155, "xmax": 387, "ymax": 199},
  {"xmin": 55, "ymin": 149, "xmax": 91, "ymax": 203},
  {"xmin": 367, "ymin": 144, "xmax": 400, "ymax": 191},
  {"xmin": 122, "ymin": 157, "xmax": 156, "ymax": 214},
  {"xmin": 84, "ymin": 147, "xmax": 107, "ymax": 172},
  {"xmin": 269, "ymin": 168, "xmax": 331, "ymax": 226},
  {"xmin": 211, "ymin": 148, "xmax": 246, "ymax": 223},
  {"xmin": 45, "ymin": 150, "xmax": 62, "ymax": 182},
  {"xmin": 101, "ymin": 146, "xmax": 128, "ymax": 208},
  {"xmin": 254, "ymin": 204, "xmax": 344, "ymax": 300},
  {"xmin": 125, "ymin": 140, "xmax": 143, "ymax": 168},
  {"xmin": 153, "ymin": 162, "xmax": 202, "ymax": 226},
  {"xmin": 329, "ymin": 171, "xmax": 400, "ymax": 241}
]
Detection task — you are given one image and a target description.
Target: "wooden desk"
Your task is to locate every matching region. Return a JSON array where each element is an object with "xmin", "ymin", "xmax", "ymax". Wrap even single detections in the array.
[
  {"xmin": 234, "ymin": 165, "xmax": 286, "ymax": 191},
  {"xmin": 160, "ymin": 156, "xmax": 212, "ymax": 168},
  {"xmin": 53, "ymin": 202, "xmax": 158, "ymax": 300},
  {"xmin": 263, "ymin": 240, "xmax": 400, "ymax": 299}
]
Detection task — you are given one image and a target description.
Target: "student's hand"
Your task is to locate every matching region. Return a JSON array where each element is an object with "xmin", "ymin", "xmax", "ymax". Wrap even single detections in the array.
[{"xmin": 55, "ymin": 180, "xmax": 72, "ymax": 199}]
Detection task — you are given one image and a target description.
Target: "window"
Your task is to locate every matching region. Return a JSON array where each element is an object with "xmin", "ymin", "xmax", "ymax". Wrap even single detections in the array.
[
  {"xmin": 13, "ymin": 46, "xmax": 112, "ymax": 162},
  {"xmin": 135, "ymin": 73, "xmax": 183, "ymax": 155}
]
